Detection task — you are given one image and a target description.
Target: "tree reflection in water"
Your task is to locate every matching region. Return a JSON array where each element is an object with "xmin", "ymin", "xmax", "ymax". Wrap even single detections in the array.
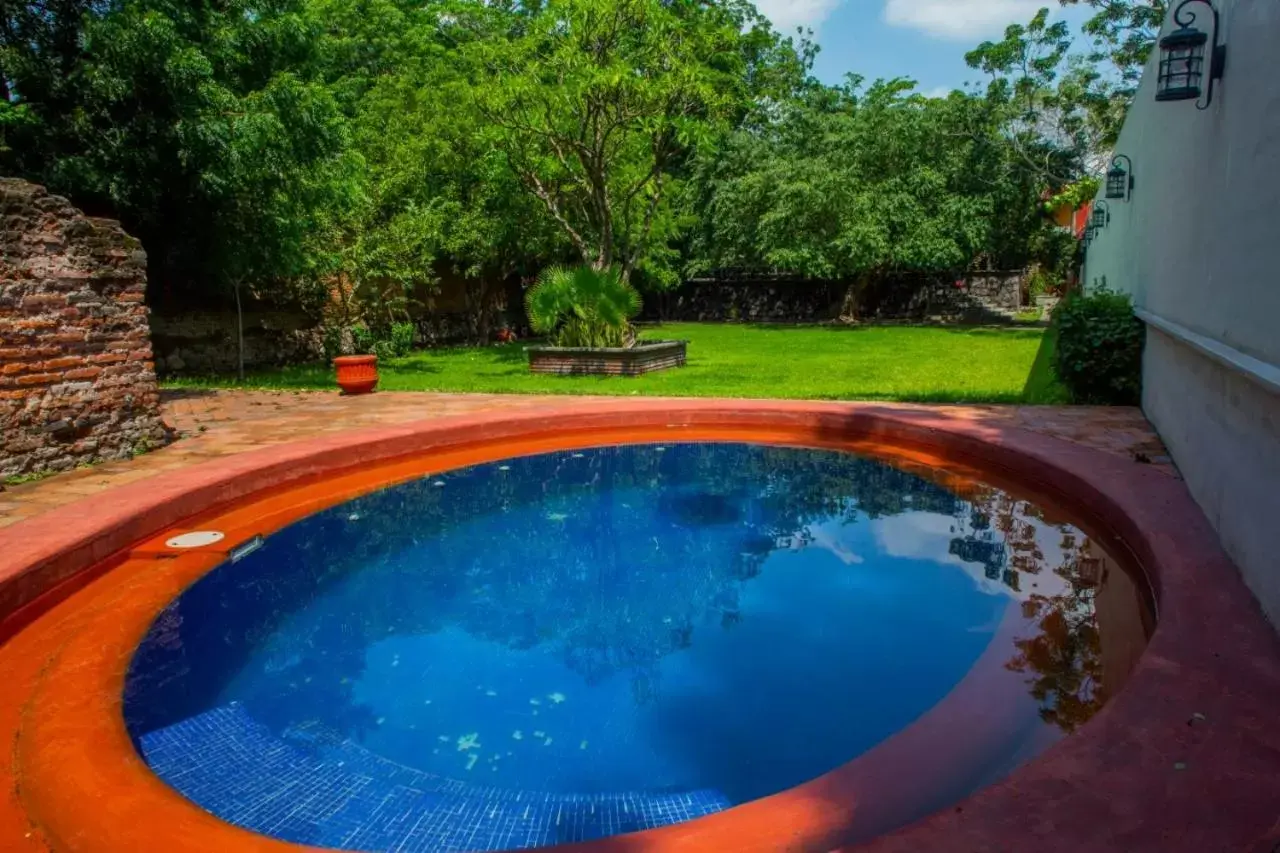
[
  {"xmin": 125, "ymin": 441, "xmax": 1152, "ymax": 747},
  {"xmin": 943, "ymin": 481, "xmax": 1149, "ymax": 734}
]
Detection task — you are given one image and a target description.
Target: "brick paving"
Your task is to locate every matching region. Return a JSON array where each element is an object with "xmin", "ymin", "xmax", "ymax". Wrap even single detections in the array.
[{"xmin": 0, "ymin": 390, "xmax": 1175, "ymax": 529}]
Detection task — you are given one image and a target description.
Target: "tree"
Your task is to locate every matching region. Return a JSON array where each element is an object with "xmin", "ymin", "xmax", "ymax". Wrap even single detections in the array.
[
  {"xmin": 466, "ymin": 0, "xmax": 778, "ymax": 284},
  {"xmin": 202, "ymin": 73, "xmax": 359, "ymax": 379},
  {"xmin": 301, "ymin": 0, "xmax": 568, "ymax": 343},
  {"xmin": 965, "ymin": 8, "xmax": 1125, "ymax": 182},
  {"xmin": 1, "ymin": 0, "xmax": 358, "ymax": 333},
  {"xmin": 687, "ymin": 80, "xmax": 1011, "ymax": 294},
  {"xmin": 1059, "ymin": 0, "xmax": 1167, "ymax": 88}
]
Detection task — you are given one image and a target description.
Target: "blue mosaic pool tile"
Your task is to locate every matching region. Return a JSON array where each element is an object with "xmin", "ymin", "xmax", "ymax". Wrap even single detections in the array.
[{"xmin": 139, "ymin": 704, "xmax": 731, "ymax": 852}]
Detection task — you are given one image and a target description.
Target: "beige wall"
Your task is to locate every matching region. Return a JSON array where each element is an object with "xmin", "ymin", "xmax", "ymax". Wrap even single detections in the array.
[{"xmin": 1083, "ymin": 0, "xmax": 1280, "ymax": 625}]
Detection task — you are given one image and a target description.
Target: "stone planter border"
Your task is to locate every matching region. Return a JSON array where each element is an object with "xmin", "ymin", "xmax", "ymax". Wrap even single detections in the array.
[{"xmin": 527, "ymin": 339, "xmax": 687, "ymax": 376}]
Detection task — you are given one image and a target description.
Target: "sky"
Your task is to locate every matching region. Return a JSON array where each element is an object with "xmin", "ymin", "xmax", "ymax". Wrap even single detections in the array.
[{"xmin": 756, "ymin": 0, "xmax": 1093, "ymax": 95}]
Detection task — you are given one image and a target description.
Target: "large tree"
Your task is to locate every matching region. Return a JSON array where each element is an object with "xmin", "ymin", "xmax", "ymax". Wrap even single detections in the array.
[
  {"xmin": 687, "ymin": 80, "xmax": 1025, "ymax": 287},
  {"xmin": 1, "ymin": 0, "xmax": 356, "ymax": 311},
  {"xmin": 1060, "ymin": 0, "xmax": 1167, "ymax": 88},
  {"xmin": 966, "ymin": 8, "xmax": 1128, "ymax": 182},
  {"xmin": 466, "ymin": 0, "xmax": 801, "ymax": 284}
]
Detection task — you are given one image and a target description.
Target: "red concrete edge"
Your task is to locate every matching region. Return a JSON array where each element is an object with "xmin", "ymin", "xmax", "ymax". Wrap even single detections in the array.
[{"xmin": 2, "ymin": 399, "xmax": 1279, "ymax": 853}]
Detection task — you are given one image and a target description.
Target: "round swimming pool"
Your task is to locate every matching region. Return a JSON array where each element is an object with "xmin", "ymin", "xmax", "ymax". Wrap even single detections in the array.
[{"xmin": 123, "ymin": 441, "xmax": 1151, "ymax": 851}]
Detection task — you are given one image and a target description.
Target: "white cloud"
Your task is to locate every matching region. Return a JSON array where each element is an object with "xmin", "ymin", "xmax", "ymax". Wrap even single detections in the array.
[
  {"xmin": 882, "ymin": 0, "xmax": 1045, "ymax": 41},
  {"xmin": 922, "ymin": 85, "xmax": 955, "ymax": 99},
  {"xmin": 871, "ymin": 511, "xmax": 1076, "ymax": 602},
  {"xmin": 754, "ymin": 0, "xmax": 843, "ymax": 32}
]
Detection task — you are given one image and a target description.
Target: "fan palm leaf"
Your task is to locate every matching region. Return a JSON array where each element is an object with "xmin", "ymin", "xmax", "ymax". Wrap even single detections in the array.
[{"xmin": 524, "ymin": 265, "xmax": 642, "ymax": 347}]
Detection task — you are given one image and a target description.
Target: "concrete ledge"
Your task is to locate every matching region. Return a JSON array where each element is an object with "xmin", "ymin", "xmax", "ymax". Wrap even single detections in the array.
[{"xmin": 1135, "ymin": 308, "xmax": 1280, "ymax": 397}]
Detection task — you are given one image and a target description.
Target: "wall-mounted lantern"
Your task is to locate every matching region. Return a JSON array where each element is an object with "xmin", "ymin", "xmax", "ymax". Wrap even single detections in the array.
[
  {"xmin": 1091, "ymin": 201, "xmax": 1111, "ymax": 229},
  {"xmin": 1105, "ymin": 155, "xmax": 1134, "ymax": 201},
  {"xmin": 1155, "ymin": 0, "xmax": 1226, "ymax": 109}
]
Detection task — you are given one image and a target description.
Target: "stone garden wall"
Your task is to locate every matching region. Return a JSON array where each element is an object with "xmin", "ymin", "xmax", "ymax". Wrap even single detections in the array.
[
  {"xmin": 643, "ymin": 272, "xmax": 1025, "ymax": 324},
  {"xmin": 1, "ymin": 178, "xmax": 169, "ymax": 478},
  {"xmin": 147, "ymin": 308, "xmax": 485, "ymax": 374},
  {"xmin": 149, "ymin": 309, "xmax": 327, "ymax": 374}
]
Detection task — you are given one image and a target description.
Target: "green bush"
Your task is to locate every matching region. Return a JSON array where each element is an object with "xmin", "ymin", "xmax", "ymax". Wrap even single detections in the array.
[
  {"xmin": 387, "ymin": 321, "xmax": 415, "ymax": 356},
  {"xmin": 525, "ymin": 265, "xmax": 642, "ymax": 348},
  {"xmin": 1026, "ymin": 267, "xmax": 1060, "ymax": 298},
  {"xmin": 351, "ymin": 324, "xmax": 378, "ymax": 355},
  {"xmin": 321, "ymin": 324, "xmax": 344, "ymax": 361},
  {"xmin": 351, "ymin": 321, "xmax": 415, "ymax": 359},
  {"xmin": 1053, "ymin": 288, "xmax": 1145, "ymax": 404}
]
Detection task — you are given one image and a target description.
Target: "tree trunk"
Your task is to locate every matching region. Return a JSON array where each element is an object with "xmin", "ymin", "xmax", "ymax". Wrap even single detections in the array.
[
  {"xmin": 233, "ymin": 279, "xmax": 245, "ymax": 383},
  {"xmin": 466, "ymin": 277, "xmax": 498, "ymax": 345},
  {"xmin": 504, "ymin": 271, "xmax": 528, "ymax": 336},
  {"xmin": 839, "ymin": 273, "xmax": 870, "ymax": 324}
]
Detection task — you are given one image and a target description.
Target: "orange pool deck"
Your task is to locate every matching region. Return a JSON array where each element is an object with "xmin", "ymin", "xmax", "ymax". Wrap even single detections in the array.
[{"xmin": 1, "ymin": 398, "xmax": 1279, "ymax": 853}]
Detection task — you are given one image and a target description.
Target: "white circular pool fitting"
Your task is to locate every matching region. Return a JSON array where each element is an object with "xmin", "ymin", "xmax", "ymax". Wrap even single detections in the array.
[{"xmin": 165, "ymin": 530, "xmax": 226, "ymax": 549}]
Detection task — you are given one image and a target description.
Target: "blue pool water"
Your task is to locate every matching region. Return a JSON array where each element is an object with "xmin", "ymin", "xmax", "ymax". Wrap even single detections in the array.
[{"xmin": 124, "ymin": 442, "xmax": 1148, "ymax": 852}]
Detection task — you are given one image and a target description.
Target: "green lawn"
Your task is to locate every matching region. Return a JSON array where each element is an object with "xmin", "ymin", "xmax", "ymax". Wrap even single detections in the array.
[{"xmin": 164, "ymin": 322, "xmax": 1068, "ymax": 404}]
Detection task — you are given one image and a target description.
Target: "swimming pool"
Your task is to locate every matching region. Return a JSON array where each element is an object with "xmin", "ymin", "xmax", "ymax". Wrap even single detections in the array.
[
  {"xmin": 8, "ymin": 400, "xmax": 1274, "ymax": 853},
  {"xmin": 122, "ymin": 440, "xmax": 1150, "ymax": 852}
]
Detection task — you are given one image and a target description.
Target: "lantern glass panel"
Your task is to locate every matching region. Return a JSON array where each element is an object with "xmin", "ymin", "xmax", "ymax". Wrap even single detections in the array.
[
  {"xmin": 1105, "ymin": 168, "xmax": 1127, "ymax": 200},
  {"xmin": 1156, "ymin": 28, "xmax": 1207, "ymax": 101}
]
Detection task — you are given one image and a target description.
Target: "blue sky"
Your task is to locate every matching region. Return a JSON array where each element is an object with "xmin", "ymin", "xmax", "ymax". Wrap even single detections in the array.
[{"xmin": 756, "ymin": 0, "xmax": 1093, "ymax": 94}]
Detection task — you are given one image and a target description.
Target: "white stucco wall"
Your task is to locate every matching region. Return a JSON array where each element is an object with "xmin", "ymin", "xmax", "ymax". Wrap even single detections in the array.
[{"xmin": 1082, "ymin": 0, "xmax": 1280, "ymax": 625}]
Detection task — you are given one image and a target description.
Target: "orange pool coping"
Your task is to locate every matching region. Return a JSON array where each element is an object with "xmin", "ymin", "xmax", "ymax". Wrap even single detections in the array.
[{"xmin": 1, "ymin": 400, "xmax": 1279, "ymax": 853}]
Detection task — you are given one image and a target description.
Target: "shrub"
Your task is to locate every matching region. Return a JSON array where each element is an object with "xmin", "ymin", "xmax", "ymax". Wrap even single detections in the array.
[
  {"xmin": 351, "ymin": 324, "xmax": 377, "ymax": 355},
  {"xmin": 1053, "ymin": 287, "xmax": 1145, "ymax": 404},
  {"xmin": 351, "ymin": 321, "xmax": 414, "ymax": 359},
  {"xmin": 321, "ymin": 324, "xmax": 344, "ymax": 361},
  {"xmin": 1026, "ymin": 266, "xmax": 1060, "ymax": 298},
  {"xmin": 387, "ymin": 321, "xmax": 415, "ymax": 356},
  {"xmin": 525, "ymin": 265, "xmax": 642, "ymax": 348}
]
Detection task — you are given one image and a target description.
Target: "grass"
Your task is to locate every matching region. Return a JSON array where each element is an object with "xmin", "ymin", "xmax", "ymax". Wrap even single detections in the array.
[
  {"xmin": 2, "ymin": 470, "xmax": 58, "ymax": 487},
  {"xmin": 163, "ymin": 322, "xmax": 1069, "ymax": 404}
]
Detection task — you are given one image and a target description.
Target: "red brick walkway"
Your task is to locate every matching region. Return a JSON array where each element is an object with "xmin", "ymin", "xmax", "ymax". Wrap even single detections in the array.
[{"xmin": 0, "ymin": 390, "xmax": 1174, "ymax": 529}]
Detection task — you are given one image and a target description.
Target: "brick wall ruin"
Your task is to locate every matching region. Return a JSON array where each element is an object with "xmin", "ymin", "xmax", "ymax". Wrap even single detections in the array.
[{"xmin": 1, "ymin": 178, "xmax": 169, "ymax": 479}]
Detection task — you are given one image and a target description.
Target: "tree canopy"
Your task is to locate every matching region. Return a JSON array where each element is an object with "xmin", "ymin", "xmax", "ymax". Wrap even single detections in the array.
[{"xmin": 1, "ymin": 0, "xmax": 1150, "ymax": 331}]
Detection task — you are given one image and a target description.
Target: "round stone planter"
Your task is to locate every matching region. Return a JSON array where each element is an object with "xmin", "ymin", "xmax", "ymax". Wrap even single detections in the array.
[
  {"xmin": 527, "ymin": 339, "xmax": 687, "ymax": 376},
  {"xmin": 333, "ymin": 354, "xmax": 378, "ymax": 395}
]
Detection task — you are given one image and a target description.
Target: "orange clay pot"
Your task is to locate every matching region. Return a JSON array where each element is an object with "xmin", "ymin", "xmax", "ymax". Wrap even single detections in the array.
[{"xmin": 333, "ymin": 354, "xmax": 378, "ymax": 395}]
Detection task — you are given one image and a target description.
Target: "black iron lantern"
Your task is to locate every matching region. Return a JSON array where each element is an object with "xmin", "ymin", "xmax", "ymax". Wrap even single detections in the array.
[
  {"xmin": 1091, "ymin": 201, "xmax": 1110, "ymax": 229},
  {"xmin": 1156, "ymin": 0, "xmax": 1226, "ymax": 109},
  {"xmin": 1105, "ymin": 155, "xmax": 1134, "ymax": 201}
]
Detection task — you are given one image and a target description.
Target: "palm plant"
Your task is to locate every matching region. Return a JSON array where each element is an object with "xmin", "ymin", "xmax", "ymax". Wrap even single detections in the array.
[{"xmin": 525, "ymin": 265, "xmax": 643, "ymax": 348}]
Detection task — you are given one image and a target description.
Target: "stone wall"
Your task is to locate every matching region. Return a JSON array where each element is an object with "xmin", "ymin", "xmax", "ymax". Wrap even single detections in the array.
[
  {"xmin": 147, "ymin": 308, "xmax": 488, "ymax": 374},
  {"xmin": 149, "ymin": 309, "xmax": 327, "ymax": 374},
  {"xmin": 147, "ymin": 259, "xmax": 522, "ymax": 375},
  {"xmin": 1, "ymin": 178, "xmax": 169, "ymax": 478},
  {"xmin": 644, "ymin": 272, "xmax": 1025, "ymax": 324}
]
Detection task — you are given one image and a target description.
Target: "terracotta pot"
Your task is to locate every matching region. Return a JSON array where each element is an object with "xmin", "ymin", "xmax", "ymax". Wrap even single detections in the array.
[{"xmin": 333, "ymin": 354, "xmax": 378, "ymax": 395}]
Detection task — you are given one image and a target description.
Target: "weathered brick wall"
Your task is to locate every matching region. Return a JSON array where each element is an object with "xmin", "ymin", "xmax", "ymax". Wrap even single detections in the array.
[{"xmin": 1, "ymin": 178, "xmax": 169, "ymax": 478}]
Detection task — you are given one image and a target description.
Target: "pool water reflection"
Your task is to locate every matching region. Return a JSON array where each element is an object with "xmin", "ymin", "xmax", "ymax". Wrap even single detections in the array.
[{"xmin": 124, "ymin": 442, "xmax": 1152, "ymax": 851}]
